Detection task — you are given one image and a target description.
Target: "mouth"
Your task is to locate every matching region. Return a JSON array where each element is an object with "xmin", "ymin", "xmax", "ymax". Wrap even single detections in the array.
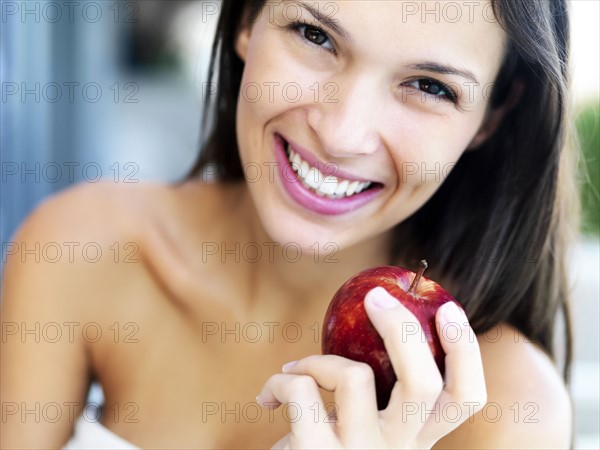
[
  {"xmin": 284, "ymin": 141, "xmax": 378, "ymax": 199},
  {"xmin": 273, "ymin": 134, "xmax": 384, "ymax": 216}
]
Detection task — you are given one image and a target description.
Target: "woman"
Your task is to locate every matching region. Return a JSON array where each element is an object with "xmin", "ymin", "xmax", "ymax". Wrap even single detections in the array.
[{"xmin": 1, "ymin": 0, "xmax": 577, "ymax": 448}]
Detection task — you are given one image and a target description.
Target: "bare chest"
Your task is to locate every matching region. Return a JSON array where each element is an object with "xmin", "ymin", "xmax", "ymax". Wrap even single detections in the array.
[{"xmin": 90, "ymin": 281, "xmax": 324, "ymax": 448}]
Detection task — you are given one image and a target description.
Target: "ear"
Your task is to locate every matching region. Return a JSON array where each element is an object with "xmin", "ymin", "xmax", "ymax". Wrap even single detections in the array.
[
  {"xmin": 466, "ymin": 106, "xmax": 508, "ymax": 150},
  {"xmin": 466, "ymin": 80, "xmax": 524, "ymax": 150},
  {"xmin": 234, "ymin": 19, "xmax": 253, "ymax": 63}
]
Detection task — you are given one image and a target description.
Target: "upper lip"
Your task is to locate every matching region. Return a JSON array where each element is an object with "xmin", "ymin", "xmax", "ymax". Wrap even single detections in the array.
[{"xmin": 279, "ymin": 134, "xmax": 381, "ymax": 184}]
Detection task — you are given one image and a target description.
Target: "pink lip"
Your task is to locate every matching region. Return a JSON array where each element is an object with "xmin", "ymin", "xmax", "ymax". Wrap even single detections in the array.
[{"xmin": 273, "ymin": 134, "xmax": 383, "ymax": 216}]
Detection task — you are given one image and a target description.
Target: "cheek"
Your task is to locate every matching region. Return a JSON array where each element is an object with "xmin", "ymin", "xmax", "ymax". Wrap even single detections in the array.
[
  {"xmin": 386, "ymin": 114, "xmax": 484, "ymax": 188},
  {"xmin": 237, "ymin": 34, "xmax": 330, "ymax": 122}
]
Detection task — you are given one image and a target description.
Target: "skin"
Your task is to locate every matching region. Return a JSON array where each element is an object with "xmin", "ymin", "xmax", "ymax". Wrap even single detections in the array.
[
  {"xmin": 0, "ymin": 1, "xmax": 572, "ymax": 449},
  {"xmin": 234, "ymin": 0, "xmax": 507, "ymax": 252}
]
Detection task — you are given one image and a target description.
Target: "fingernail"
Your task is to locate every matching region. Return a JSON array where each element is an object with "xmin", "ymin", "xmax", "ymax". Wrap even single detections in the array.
[
  {"xmin": 439, "ymin": 302, "xmax": 467, "ymax": 326},
  {"xmin": 366, "ymin": 287, "xmax": 399, "ymax": 310},
  {"xmin": 255, "ymin": 395, "xmax": 262, "ymax": 405},
  {"xmin": 282, "ymin": 360, "xmax": 298, "ymax": 372}
]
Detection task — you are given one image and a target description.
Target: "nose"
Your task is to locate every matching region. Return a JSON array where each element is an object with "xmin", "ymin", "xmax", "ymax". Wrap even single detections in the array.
[{"xmin": 307, "ymin": 75, "xmax": 384, "ymax": 158}]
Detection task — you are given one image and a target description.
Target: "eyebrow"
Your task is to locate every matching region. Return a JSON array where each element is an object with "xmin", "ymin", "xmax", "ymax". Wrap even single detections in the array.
[
  {"xmin": 291, "ymin": 1, "xmax": 479, "ymax": 85},
  {"xmin": 408, "ymin": 62, "xmax": 479, "ymax": 84},
  {"xmin": 291, "ymin": 1, "xmax": 351, "ymax": 42}
]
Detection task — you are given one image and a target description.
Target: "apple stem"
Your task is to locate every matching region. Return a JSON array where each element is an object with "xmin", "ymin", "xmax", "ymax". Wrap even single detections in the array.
[{"xmin": 407, "ymin": 260, "xmax": 428, "ymax": 294}]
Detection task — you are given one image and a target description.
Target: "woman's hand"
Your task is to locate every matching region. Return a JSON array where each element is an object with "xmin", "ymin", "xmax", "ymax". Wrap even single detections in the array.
[{"xmin": 257, "ymin": 287, "xmax": 487, "ymax": 449}]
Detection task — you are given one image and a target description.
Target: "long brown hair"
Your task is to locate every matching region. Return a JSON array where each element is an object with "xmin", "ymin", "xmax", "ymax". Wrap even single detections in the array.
[{"xmin": 185, "ymin": 0, "xmax": 578, "ymax": 381}]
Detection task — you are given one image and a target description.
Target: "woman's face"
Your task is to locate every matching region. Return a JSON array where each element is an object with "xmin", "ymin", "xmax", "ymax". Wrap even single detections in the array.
[{"xmin": 234, "ymin": 0, "xmax": 507, "ymax": 251}]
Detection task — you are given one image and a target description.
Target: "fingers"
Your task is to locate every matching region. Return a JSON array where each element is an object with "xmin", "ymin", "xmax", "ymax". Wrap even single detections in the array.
[
  {"xmin": 259, "ymin": 288, "xmax": 486, "ymax": 449},
  {"xmin": 362, "ymin": 287, "xmax": 486, "ymax": 447},
  {"xmin": 437, "ymin": 302, "xmax": 486, "ymax": 401},
  {"xmin": 257, "ymin": 373, "xmax": 338, "ymax": 447},
  {"xmin": 281, "ymin": 354, "xmax": 381, "ymax": 446},
  {"xmin": 422, "ymin": 302, "xmax": 486, "ymax": 439},
  {"xmin": 363, "ymin": 287, "xmax": 443, "ymax": 416}
]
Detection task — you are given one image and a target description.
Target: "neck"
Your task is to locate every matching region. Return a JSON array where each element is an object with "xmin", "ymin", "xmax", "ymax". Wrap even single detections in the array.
[{"xmin": 236, "ymin": 185, "xmax": 394, "ymax": 317}]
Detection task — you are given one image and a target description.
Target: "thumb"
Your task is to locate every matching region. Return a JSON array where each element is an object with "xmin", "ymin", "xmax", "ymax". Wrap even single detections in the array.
[
  {"xmin": 363, "ymin": 286, "xmax": 424, "ymax": 344},
  {"xmin": 363, "ymin": 286, "xmax": 441, "ymax": 388}
]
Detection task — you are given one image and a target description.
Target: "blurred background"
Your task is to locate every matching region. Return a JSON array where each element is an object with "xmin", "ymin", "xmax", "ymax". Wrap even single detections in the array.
[{"xmin": 1, "ymin": 1, "xmax": 598, "ymax": 447}]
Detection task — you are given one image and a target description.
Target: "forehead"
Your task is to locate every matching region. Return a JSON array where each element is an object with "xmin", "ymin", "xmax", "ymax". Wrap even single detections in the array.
[{"xmin": 282, "ymin": 0, "xmax": 508, "ymax": 81}]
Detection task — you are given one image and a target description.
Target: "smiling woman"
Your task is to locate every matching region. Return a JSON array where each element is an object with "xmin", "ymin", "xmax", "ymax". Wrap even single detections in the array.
[
  {"xmin": 192, "ymin": 0, "xmax": 575, "ymax": 367},
  {"xmin": 227, "ymin": 0, "xmax": 508, "ymax": 249},
  {"xmin": 1, "ymin": 1, "xmax": 577, "ymax": 449}
]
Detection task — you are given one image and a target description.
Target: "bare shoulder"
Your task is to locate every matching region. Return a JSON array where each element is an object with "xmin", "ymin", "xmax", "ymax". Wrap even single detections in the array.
[
  {"xmin": 3, "ymin": 178, "xmax": 246, "ymax": 311},
  {"xmin": 6, "ymin": 179, "xmax": 234, "ymax": 253},
  {"xmin": 2, "ymin": 178, "xmax": 236, "ymax": 282},
  {"xmin": 0, "ymin": 180, "xmax": 201, "ymax": 447},
  {"xmin": 1, "ymin": 181, "xmax": 177, "ymax": 314},
  {"xmin": 7, "ymin": 181, "xmax": 170, "ymax": 242},
  {"xmin": 435, "ymin": 322, "xmax": 572, "ymax": 449}
]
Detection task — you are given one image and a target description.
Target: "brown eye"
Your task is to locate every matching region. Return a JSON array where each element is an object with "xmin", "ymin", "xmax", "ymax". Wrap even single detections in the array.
[
  {"xmin": 405, "ymin": 78, "xmax": 457, "ymax": 103},
  {"xmin": 291, "ymin": 22, "xmax": 335, "ymax": 52},
  {"xmin": 303, "ymin": 26, "xmax": 327, "ymax": 45}
]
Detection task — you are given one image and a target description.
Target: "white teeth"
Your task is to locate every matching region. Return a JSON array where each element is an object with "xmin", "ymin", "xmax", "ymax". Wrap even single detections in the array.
[
  {"xmin": 346, "ymin": 180, "xmax": 359, "ymax": 196},
  {"xmin": 285, "ymin": 142, "xmax": 374, "ymax": 199},
  {"xmin": 291, "ymin": 151, "xmax": 301, "ymax": 170},
  {"xmin": 305, "ymin": 167, "xmax": 322, "ymax": 189},
  {"xmin": 357, "ymin": 181, "xmax": 371, "ymax": 192},
  {"xmin": 335, "ymin": 180, "xmax": 349, "ymax": 196},
  {"xmin": 299, "ymin": 161, "xmax": 309, "ymax": 180},
  {"xmin": 318, "ymin": 175, "xmax": 338, "ymax": 196}
]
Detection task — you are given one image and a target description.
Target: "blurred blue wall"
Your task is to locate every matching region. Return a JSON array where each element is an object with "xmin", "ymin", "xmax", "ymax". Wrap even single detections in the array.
[
  {"xmin": 1, "ymin": 0, "xmax": 202, "ymax": 269},
  {"xmin": 1, "ymin": 0, "xmax": 121, "ymax": 256}
]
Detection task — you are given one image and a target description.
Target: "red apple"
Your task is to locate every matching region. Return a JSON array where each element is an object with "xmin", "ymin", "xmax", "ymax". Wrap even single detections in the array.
[{"xmin": 321, "ymin": 260, "xmax": 462, "ymax": 410}]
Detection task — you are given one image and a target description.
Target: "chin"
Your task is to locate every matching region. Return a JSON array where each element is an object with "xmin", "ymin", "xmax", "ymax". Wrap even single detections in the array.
[
  {"xmin": 254, "ymin": 199, "xmax": 393, "ymax": 264},
  {"xmin": 259, "ymin": 208, "xmax": 349, "ymax": 254}
]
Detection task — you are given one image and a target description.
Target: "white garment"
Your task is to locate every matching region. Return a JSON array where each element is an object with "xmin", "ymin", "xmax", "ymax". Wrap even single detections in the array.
[{"xmin": 62, "ymin": 415, "xmax": 139, "ymax": 449}]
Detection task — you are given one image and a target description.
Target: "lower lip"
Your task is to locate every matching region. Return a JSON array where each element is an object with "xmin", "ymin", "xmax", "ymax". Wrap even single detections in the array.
[{"xmin": 274, "ymin": 135, "xmax": 383, "ymax": 216}]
